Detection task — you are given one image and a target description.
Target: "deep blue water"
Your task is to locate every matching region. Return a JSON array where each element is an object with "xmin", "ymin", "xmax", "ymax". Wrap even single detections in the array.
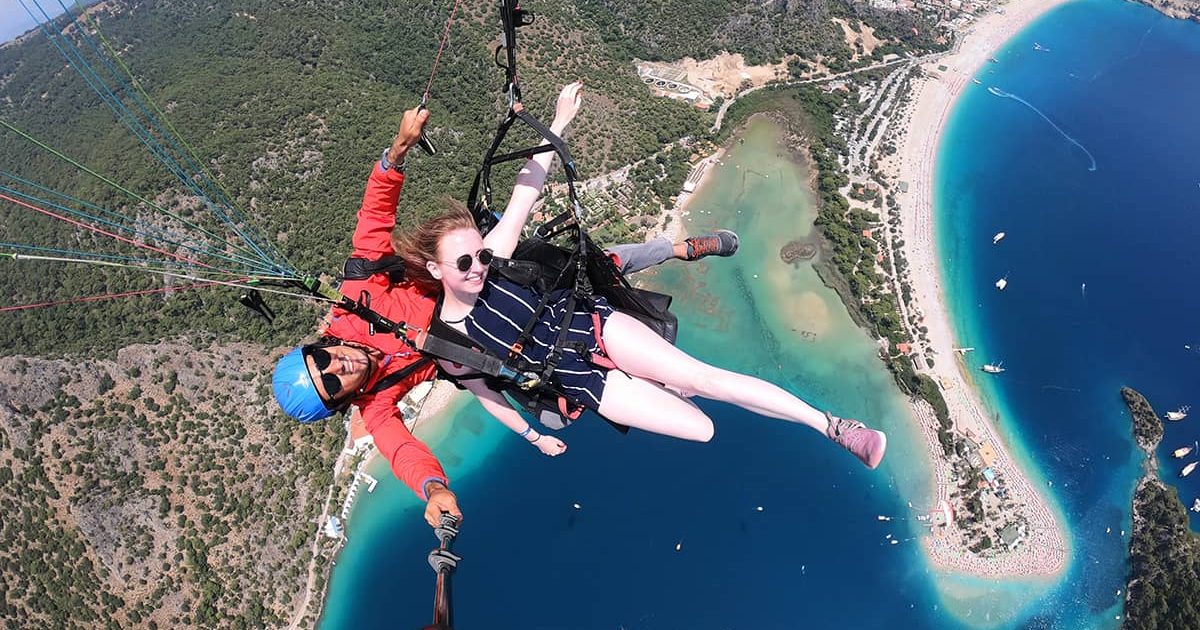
[
  {"xmin": 320, "ymin": 1, "xmax": 1200, "ymax": 628},
  {"xmin": 937, "ymin": 0, "xmax": 1200, "ymax": 625}
]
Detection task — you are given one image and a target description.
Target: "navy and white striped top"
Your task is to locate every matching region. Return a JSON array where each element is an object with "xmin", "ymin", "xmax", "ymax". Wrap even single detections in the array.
[{"xmin": 461, "ymin": 276, "xmax": 615, "ymax": 410}]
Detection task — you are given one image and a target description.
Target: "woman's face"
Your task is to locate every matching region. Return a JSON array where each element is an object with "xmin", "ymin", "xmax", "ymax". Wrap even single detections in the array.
[{"xmin": 428, "ymin": 227, "xmax": 489, "ymax": 294}]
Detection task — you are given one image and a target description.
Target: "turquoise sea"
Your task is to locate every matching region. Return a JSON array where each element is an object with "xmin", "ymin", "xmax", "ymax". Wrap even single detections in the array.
[{"xmin": 320, "ymin": 1, "xmax": 1200, "ymax": 627}]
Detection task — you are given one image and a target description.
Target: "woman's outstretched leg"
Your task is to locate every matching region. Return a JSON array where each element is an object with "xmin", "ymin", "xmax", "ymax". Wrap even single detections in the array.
[
  {"xmin": 600, "ymin": 311, "xmax": 886, "ymax": 468},
  {"xmin": 597, "ymin": 369, "xmax": 715, "ymax": 442}
]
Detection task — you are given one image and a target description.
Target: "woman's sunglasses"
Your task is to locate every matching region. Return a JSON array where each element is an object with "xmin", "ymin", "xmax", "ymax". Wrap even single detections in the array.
[
  {"xmin": 445, "ymin": 248, "xmax": 494, "ymax": 273},
  {"xmin": 303, "ymin": 347, "xmax": 343, "ymax": 400}
]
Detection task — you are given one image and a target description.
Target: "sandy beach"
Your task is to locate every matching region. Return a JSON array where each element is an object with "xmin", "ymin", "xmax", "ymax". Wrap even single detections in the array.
[{"xmin": 884, "ymin": 0, "xmax": 1076, "ymax": 576}]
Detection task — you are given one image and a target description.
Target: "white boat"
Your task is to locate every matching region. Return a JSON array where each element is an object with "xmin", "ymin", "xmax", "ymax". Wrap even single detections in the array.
[
  {"xmin": 1192, "ymin": 499, "xmax": 1200, "ymax": 513},
  {"xmin": 992, "ymin": 231, "xmax": 1006, "ymax": 244},
  {"xmin": 995, "ymin": 276, "xmax": 1008, "ymax": 291},
  {"xmin": 1165, "ymin": 405, "xmax": 1190, "ymax": 421},
  {"xmin": 1173, "ymin": 442, "xmax": 1197, "ymax": 458},
  {"xmin": 1181, "ymin": 462, "xmax": 1197, "ymax": 478},
  {"xmin": 982, "ymin": 362, "xmax": 1006, "ymax": 374},
  {"xmin": 973, "ymin": 78, "xmax": 983, "ymax": 85}
]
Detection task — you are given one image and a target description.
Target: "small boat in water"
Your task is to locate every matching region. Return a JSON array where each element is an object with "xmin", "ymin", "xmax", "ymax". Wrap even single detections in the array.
[
  {"xmin": 1192, "ymin": 498, "xmax": 1200, "ymax": 513},
  {"xmin": 1182, "ymin": 462, "xmax": 1198, "ymax": 478},
  {"xmin": 1165, "ymin": 405, "xmax": 1190, "ymax": 422},
  {"xmin": 1173, "ymin": 442, "xmax": 1197, "ymax": 458},
  {"xmin": 995, "ymin": 276, "xmax": 1008, "ymax": 291},
  {"xmin": 992, "ymin": 231, "xmax": 1006, "ymax": 244},
  {"xmin": 982, "ymin": 362, "xmax": 1006, "ymax": 374},
  {"xmin": 973, "ymin": 78, "xmax": 983, "ymax": 85}
]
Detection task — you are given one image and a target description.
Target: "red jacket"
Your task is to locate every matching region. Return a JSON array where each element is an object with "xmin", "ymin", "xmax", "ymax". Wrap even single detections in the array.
[{"xmin": 324, "ymin": 161, "xmax": 446, "ymax": 499}]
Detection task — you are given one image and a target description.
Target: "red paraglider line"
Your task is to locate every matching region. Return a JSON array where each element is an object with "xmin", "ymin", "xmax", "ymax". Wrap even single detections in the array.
[
  {"xmin": 0, "ymin": 192, "xmax": 219, "ymax": 270},
  {"xmin": 0, "ymin": 281, "xmax": 220, "ymax": 313}
]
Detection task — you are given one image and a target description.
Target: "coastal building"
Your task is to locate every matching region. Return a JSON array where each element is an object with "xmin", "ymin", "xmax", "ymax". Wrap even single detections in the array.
[
  {"xmin": 998, "ymin": 522, "xmax": 1024, "ymax": 549},
  {"xmin": 324, "ymin": 516, "xmax": 344, "ymax": 539},
  {"xmin": 399, "ymin": 380, "xmax": 435, "ymax": 430},
  {"xmin": 682, "ymin": 162, "xmax": 708, "ymax": 193},
  {"xmin": 342, "ymin": 407, "xmax": 374, "ymax": 455}
]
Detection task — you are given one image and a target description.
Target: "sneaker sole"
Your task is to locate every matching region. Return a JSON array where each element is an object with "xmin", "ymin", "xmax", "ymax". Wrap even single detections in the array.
[{"xmin": 715, "ymin": 229, "xmax": 739, "ymax": 256}]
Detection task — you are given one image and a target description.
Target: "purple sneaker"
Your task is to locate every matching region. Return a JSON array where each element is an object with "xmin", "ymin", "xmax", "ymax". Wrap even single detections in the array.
[
  {"xmin": 826, "ymin": 413, "xmax": 887, "ymax": 469},
  {"xmin": 684, "ymin": 229, "xmax": 739, "ymax": 261}
]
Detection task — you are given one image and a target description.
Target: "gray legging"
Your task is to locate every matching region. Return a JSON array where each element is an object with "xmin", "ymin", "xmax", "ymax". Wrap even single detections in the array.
[{"xmin": 605, "ymin": 236, "xmax": 674, "ymax": 276}]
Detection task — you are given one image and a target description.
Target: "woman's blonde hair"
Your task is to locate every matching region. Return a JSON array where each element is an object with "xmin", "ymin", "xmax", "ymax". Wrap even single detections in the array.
[{"xmin": 393, "ymin": 200, "xmax": 479, "ymax": 292}]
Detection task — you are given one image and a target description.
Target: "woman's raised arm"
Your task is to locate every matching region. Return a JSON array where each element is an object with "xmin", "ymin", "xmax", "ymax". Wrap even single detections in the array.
[{"xmin": 485, "ymin": 81, "xmax": 583, "ymax": 257}]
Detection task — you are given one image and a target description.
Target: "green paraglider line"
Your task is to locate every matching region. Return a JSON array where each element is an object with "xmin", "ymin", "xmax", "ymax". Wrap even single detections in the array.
[{"xmin": 0, "ymin": 118, "xmax": 275, "ymax": 270}]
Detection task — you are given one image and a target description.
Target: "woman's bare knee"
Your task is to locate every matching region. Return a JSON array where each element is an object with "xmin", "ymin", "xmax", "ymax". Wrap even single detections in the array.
[{"xmin": 689, "ymin": 418, "xmax": 715, "ymax": 442}]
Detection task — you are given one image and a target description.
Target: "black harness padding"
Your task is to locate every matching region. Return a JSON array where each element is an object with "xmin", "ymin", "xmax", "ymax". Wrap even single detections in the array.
[{"xmin": 343, "ymin": 255, "xmax": 408, "ymax": 284}]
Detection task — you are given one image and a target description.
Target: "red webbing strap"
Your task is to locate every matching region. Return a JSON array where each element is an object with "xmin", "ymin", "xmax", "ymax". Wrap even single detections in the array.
[{"xmin": 588, "ymin": 311, "xmax": 618, "ymax": 369}]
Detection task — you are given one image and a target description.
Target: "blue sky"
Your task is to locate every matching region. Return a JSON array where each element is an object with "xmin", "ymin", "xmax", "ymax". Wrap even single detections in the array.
[{"xmin": 1, "ymin": 0, "xmax": 69, "ymax": 45}]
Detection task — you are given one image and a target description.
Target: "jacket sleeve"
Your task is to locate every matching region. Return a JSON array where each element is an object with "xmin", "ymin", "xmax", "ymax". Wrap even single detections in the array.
[
  {"xmin": 351, "ymin": 161, "xmax": 407, "ymax": 260},
  {"xmin": 359, "ymin": 392, "xmax": 448, "ymax": 500}
]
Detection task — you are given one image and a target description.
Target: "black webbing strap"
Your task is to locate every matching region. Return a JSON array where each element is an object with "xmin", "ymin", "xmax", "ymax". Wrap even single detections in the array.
[
  {"xmin": 421, "ymin": 297, "xmax": 541, "ymax": 389},
  {"xmin": 466, "ymin": 0, "xmax": 582, "ymax": 236},
  {"xmin": 421, "ymin": 335, "xmax": 517, "ymax": 382},
  {"xmin": 538, "ymin": 290, "xmax": 579, "ymax": 385},
  {"xmin": 365, "ymin": 356, "xmax": 435, "ymax": 396}
]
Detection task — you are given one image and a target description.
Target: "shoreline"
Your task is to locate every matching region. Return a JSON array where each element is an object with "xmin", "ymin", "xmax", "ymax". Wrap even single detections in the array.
[
  {"xmin": 886, "ymin": 0, "xmax": 1075, "ymax": 577},
  {"xmin": 656, "ymin": 148, "xmax": 726, "ymax": 244}
]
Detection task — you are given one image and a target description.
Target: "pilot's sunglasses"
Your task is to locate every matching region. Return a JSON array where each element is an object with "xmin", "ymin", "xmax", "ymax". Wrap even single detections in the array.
[
  {"xmin": 447, "ymin": 248, "xmax": 494, "ymax": 272},
  {"xmin": 303, "ymin": 347, "xmax": 343, "ymax": 399}
]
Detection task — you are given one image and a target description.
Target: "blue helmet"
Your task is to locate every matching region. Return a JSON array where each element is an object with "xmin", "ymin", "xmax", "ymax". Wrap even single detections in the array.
[{"xmin": 273, "ymin": 347, "xmax": 334, "ymax": 423}]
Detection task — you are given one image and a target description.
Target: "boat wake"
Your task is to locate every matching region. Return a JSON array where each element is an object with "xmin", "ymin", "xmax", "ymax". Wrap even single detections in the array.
[{"xmin": 987, "ymin": 86, "xmax": 1098, "ymax": 172}]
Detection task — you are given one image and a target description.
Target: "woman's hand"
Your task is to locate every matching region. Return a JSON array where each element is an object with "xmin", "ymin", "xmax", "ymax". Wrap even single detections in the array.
[
  {"xmin": 534, "ymin": 434, "xmax": 568, "ymax": 457},
  {"xmin": 551, "ymin": 81, "xmax": 583, "ymax": 132}
]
